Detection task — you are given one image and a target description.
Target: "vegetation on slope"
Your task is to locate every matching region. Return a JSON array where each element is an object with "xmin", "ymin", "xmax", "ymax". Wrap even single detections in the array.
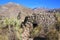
[{"xmin": 0, "ymin": 18, "xmax": 23, "ymax": 40}]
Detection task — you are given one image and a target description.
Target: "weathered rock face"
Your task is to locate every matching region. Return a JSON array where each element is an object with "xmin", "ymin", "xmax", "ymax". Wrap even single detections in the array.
[
  {"xmin": 23, "ymin": 12, "xmax": 56, "ymax": 27},
  {"xmin": 21, "ymin": 12, "xmax": 56, "ymax": 38}
]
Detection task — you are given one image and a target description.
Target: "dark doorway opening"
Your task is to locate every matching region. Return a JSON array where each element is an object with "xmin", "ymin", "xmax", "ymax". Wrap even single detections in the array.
[
  {"xmin": 33, "ymin": 37, "xmax": 47, "ymax": 40},
  {"xmin": 33, "ymin": 23, "xmax": 38, "ymax": 28}
]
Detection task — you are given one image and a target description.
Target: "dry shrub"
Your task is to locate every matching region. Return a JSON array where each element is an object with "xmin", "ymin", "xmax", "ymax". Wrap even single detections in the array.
[
  {"xmin": 30, "ymin": 25, "xmax": 42, "ymax": 37},
  {"xmin": 46, "ymin": 29, "xmax": 58, "ymax": 40}
]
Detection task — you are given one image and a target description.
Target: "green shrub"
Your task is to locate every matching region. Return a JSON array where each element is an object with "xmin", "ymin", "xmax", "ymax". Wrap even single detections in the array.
[{"xmin": 0, "ymin": 18, "xmax": 23, "ymax": 40}]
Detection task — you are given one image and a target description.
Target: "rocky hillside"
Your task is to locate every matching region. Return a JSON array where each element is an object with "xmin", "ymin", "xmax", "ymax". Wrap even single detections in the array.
[
  {"xmin": 0, "ymin": 2, "xmax": 60, "ymax": 40},
  {"xmin": 0, "ymin": 2, "xmax": 33, "ymax": 22}
]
